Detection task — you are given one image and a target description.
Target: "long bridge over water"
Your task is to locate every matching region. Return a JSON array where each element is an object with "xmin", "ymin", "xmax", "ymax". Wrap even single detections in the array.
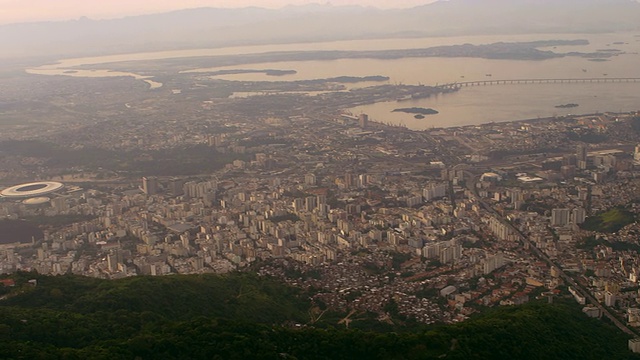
[{"xmin": 437, "ymin": 77, "xmax": 640, "ymax": 90}]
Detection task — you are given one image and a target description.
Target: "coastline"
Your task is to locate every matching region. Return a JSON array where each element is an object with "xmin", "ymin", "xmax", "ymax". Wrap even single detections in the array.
[{"xmin": 427, "ymin": 111, "xmax": 639, "ymax": 131}]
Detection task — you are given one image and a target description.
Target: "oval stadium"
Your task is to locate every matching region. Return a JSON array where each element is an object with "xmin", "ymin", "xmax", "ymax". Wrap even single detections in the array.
[{"xmin": 0, "ymin": 181, "xmax": 64, "ymax": 199}]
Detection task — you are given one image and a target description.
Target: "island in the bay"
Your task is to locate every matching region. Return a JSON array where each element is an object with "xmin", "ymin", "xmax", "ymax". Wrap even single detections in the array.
[
  {"xmin": 392, "ymin": 107, "xmax": 439, "ymax": 117},
  {"xmin": 555, "ymin": 103, "xmax": 579, "ymax": 108},
  {"xmin": 208, "ymin": 69, "xmax": 297, "ymax": 77},
  {"xmin": 320, "ymin": 75, "xmax": 389, "ymax": 83}
]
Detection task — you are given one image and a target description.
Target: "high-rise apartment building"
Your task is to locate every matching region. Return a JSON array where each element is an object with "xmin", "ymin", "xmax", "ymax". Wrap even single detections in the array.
[
  {"xmin": 358, "ymin": 113, "xmax": 369, "ymax": 129},
  {"xmin": 142, "ymin": 176, "xmax": 158, "ymax": 195},
  {"xmin": 576, "ymin": 144, "xmax": 588, "ymax": 170},
  {"xmin": 551, "ymin": 208, "xmax": 571, "ymax": 227}
]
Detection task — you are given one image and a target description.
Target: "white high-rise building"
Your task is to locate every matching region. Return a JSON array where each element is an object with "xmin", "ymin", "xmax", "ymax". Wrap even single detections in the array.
[
  {"xmin": 304, "ymin": 196, "xmax": 317, "ymax": 212},
  {"xmin": 571, "ymin": 208, "xmax": 586, "ymax": 225},
  {"xmin": 183, "ymin": 180, "xmax": 216, "ymax": 199},
  {"xmin": 305, "ymin": 173, "xmax": 317, "ymax": 186},
  {"xmin": 605, "ymin": 291, "xmax": 616, "ymax": 307},
  {"xmin": 358, "ymin": 174, "xmax": 369, "ymax": 187},
  {"xmin": 483, "ymin": 252, "xmax": 505, "ymax": 274},
  {"xmin": 423, "ymin": 183, "xmax": 447, "ymax": 202},
  {"xmin": 488, "ymin": 217, "xmax": 515, "ymax": 241}
]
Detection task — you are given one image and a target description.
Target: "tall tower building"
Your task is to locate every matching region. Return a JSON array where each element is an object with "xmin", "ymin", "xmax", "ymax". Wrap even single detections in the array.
[
  {"xmin": 292, "ymin": 198, "xmax": 304, "ymax": 212},
  {"xmin": 358, "ymin": 174, "xmax": 368, "ymax": 187},
  {"xmin": 344, "ymin": 173, "xmax": 357, "ymax": 188},
  {"xmin": 483, "ymin": 252, "xmax": 505, "ymax": 275},
  {"xmin": 208, "ymin": 135, "xmax": 225, "ymax": 147},
  {"xmin": 142, "ymin": 176, "xmax": 158, "ymax": 196},
  {"xmin": 423, "ymin": 183, "xmax": 447, "ymax": 201},
  {"xmin": 576, "ymin": 144, "xmax": 588, "ymax": 169},
  {"xmin": 577, "ymin": 144, "xmax": 587, "ymax": 162},
  {"xmin": 571, "ymin": 207, "xmax": 586, "ymax": 225},
  {"xmin": 358, "ymin": 113, "xmax": 369, "ymax": 129},
  {"xmin": 551, "ymin": 208, "xmax": 571, "ymax": 227},
  {"xmin": 169, "ymin": 178, "xmax": 185, "ymax": 196},
  {"xmin": 305, "ymin": 196, "xmax": 317, "ymax": 212},
  {"xmin": 305, "ymin": 173, "xmax": 317, "ymax": 186},
  {"xmin": 51, "ymin": 197, "xmax": 68, "ymax": 212}
]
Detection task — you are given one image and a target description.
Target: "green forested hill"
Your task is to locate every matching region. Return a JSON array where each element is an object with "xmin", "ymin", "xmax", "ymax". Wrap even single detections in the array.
[
  {"xmin": 0, "ymin": 272, "xmax": 638, "ymax": 360},
  {"xmin": 1, "ymin": 272, "xmax": 308, "ymax": 323}
]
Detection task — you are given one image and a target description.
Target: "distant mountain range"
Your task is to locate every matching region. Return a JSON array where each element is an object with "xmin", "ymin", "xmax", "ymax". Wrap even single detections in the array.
[{"xmin": 1, "ymin": 0, "xmax": 639, "ymax": 60}]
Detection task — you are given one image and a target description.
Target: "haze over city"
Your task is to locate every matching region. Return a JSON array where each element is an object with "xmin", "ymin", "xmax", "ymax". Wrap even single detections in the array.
[
  {"xmin": 2, "ymin": 0, "xmax": 640, "ymax": 358},
  {"xmin": 0, "ymin": 0, "xmax": 437, "ymax": 24}
]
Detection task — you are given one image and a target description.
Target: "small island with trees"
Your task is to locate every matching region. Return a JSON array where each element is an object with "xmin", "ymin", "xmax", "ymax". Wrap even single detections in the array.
[
  {"xmin": 555, "ymin": 103, "xmax": 579, "ymax": 109},
  {"xmin": 209, "ymin": 69, "xmax": 297, "ymax": 77},
  {"xmin": 392, "ymin": 107, "xmax": 439, "ymax": 119}
]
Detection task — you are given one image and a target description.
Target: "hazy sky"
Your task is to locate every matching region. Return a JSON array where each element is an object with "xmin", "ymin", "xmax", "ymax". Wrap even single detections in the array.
[{"xmin": 0, "ymin": 0, "xmax": 438, "ymax": 24}]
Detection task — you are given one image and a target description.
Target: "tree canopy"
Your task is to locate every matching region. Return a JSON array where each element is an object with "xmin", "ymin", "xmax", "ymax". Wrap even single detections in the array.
[{"xmin": 0, "ymin": 272, "xmax": 638, "ymax": 359}]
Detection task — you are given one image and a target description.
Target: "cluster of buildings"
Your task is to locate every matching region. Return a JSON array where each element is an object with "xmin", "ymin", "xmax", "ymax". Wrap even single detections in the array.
[{"xmin": 2, "ymin": 81, "xmax": 640, "ymax": 329}]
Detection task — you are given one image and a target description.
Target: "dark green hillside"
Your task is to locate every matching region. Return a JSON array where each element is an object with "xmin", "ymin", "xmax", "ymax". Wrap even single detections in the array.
[
  {"xmin": 581, "ymin": 207, "xmax": 636, "ymax": 233},
  {"xmin": 1, "ymin": 272, "xmax": 638, "ymax": 359},
  {"xmin": 2, "ymin": 272, "xmax": 308, "ymax": 323},
  {"xmin": 0, "ymin": 140, "xmax": 249, "ymax": 176}
]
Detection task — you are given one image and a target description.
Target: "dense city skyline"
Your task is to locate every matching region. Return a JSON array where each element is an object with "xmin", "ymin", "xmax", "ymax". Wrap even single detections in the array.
[{"xmin": 3, "ymin": 0, "xmax": 640, "ymax": 357}]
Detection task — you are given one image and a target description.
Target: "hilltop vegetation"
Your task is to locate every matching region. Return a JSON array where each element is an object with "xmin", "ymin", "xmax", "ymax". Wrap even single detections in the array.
[
  {"xmin": 1, "ymin": 272, "xmax": 308, "ymax": 323},
  {"xmin": 578, "ymin": 235, "xmax": 640, "ymax": 253},
  {"xmin": 581, "ymin": 207, "xmax": 636, "ymax": 233},
  {"xmin": 1, "ymin": 272, "xmax": 638, "ymax": 359},
  {"xmin": 0, "ymin": 140, "xmax": 249, "ymax": 176}
]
